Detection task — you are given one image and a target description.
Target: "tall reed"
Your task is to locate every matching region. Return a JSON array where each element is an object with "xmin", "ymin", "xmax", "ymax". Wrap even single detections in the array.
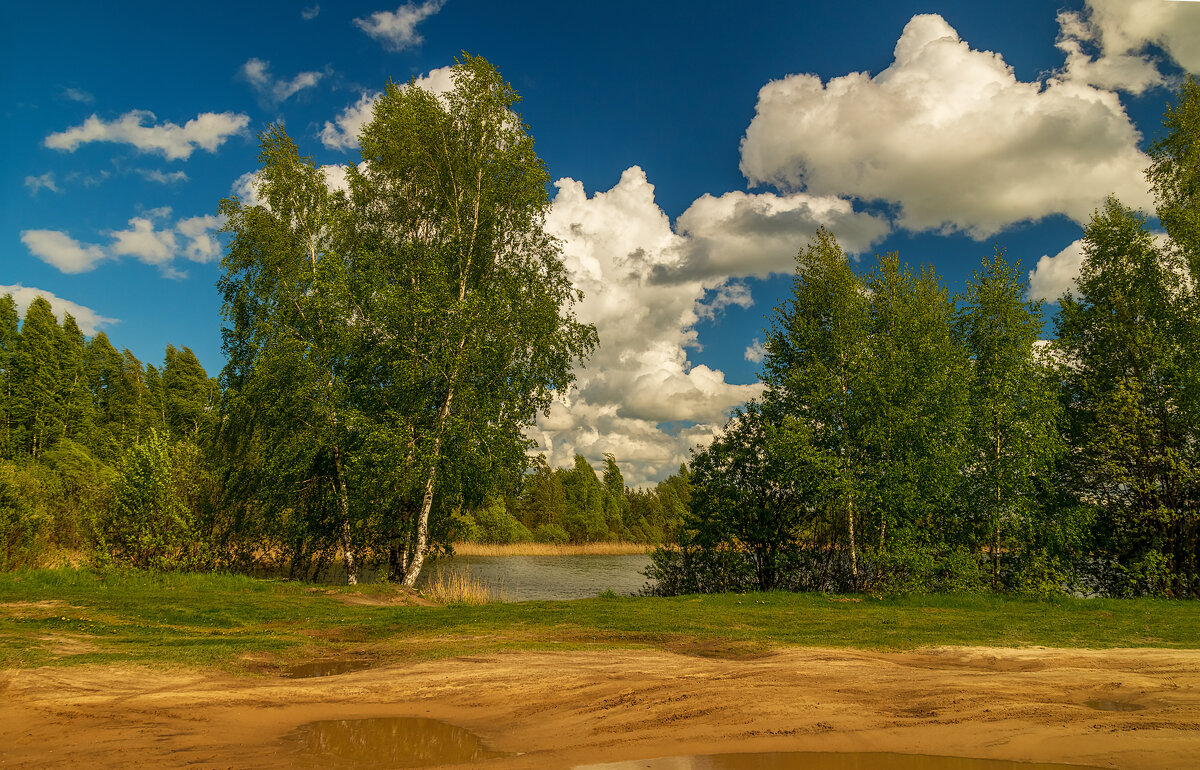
[{"xmin": 420, "ymin": 569, "xmax": 500, "ymax": 605}]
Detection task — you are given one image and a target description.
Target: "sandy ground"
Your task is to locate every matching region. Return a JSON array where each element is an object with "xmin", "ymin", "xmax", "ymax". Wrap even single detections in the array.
[{"xmin": 2, "ymin": 646, "xmax": 1199, "ymax": 769}]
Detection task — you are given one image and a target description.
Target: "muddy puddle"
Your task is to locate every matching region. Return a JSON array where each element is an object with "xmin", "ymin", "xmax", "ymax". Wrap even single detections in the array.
[
  {"xmin": 577, "ymin": 753, "xmax": 1106, "ymax": 770},
  {"xmin": 283, "ymin": 659, "xmax": 373, "ymax": 678},
  {"xmin": 1084, "ymin": 698, "xmax": 1145, "ymax": 711},
  {"xmin": 287, "ymin": 716, "xmax": 509, "ymax": 768}
]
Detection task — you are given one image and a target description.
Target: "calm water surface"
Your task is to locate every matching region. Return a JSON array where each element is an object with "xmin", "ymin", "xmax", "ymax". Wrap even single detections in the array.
[
  {"xmin": 417, "ymin": 553, "xmax": 652, "ymax": 601},
  {"xmin": 288, "ymin": 717, "xmax": 509, "ymax": 768}
]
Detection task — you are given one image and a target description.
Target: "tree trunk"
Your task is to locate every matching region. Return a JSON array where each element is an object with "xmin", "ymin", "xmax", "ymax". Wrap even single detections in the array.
[
  {"xmin": 401, "ymin": 382, "xmax": 455, "ymax": 587},
  {"xmin": 332, "ymin": 443, "xmax": 358, "ymax": 586},
  {"xmin": 847, "ymin": 495, "xmax": 859, "ymax": 589}
]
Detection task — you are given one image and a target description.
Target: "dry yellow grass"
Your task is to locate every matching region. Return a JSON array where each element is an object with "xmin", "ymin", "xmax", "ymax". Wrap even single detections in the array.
[
  {"xmin": 419, "ymin": 569, "xmax": 500, "ymax": 605},
  {"xmin": 450, "ymin": 542, "xmax": 651, "ymax": 557}
]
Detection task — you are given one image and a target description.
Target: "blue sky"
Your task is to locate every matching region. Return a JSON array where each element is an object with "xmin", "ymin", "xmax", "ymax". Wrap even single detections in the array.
[{"xmin": 3, "ymin": 1, "xmax": 1199, "ymax": 484}]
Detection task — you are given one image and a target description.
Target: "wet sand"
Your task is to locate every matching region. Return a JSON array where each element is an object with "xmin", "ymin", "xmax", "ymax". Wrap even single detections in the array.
[{"xmin": 2, "ymin": 646, "xmax": 1198, "ymax": 768}]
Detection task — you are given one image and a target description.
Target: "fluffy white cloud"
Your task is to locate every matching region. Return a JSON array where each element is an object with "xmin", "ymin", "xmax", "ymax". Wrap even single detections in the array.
[
  {"xmin": 20, "ymin": 230, "xmax": 106, "ymax": 273},
  {"xmin": 533, "ymin": 167, "xmax": 765, "ymax": 486},
  {"xmin": 0, "ymin": 284, "xmax": 118, "ymax": 336},
  {"xmin": 1063, "ymin": 0, "xmax": 1200, "ymax": 89},
  {"xmin": 24, "ymin": 172, "xmax": 59, "ymax": 195},
  {"xmin": 739, "ymin": 14, "xmax": 1153, "ymax": 238},
  {"xmin": 301, "ymin": 5, "xmax": 320, "ymax": 20},
  {"xmin": 23, "ymin": 209, "xmax": 224, "ymax": 278},
  {"xmin": 354, "ymin": 1, "xmax": 444, "ymax": 52},
  {"xmin": 320, "ymin": 67, "xmax": 454, "ymax": 150},
  {"xmin": 45, "ymin": 110, "xmax": 249, "ymax": 160},
  {"xmin": 744, "ymin": 339, "xmax": 766, "ymax": 363},
  {"xmin": 240, "ymin": 58, "xmax": 323, "ymax": 104},
  {"xmin": 1055, "ymin": 10, "xmax": 1163, "ymax": 94},
  {"xmin": 320, "ymin": 93, "xmax": 377, "ymax": 151},
  {"xmin": 109, "ymin": 217, "xmax": 178, "ymax": 266},
  {"xmin": 176, "ymin": 215, "xmax": 224, "ymax": 262},
  {"xmin": 1028, "ymin": 239, "xmax": 1085, "ymax": 303},
  {"xmin": 673, "ymin": 190, "xmax": 889, "ymax": 280},
  {"xmin": 1028, "ymin": 231, "xmax": 1177, "ymax": 303}
]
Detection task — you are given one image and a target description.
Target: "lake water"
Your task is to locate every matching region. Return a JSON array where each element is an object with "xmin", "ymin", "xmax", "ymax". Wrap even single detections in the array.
[{"xmin": 416, "ymin": 553, "xmax": 653, "ymax": 601}]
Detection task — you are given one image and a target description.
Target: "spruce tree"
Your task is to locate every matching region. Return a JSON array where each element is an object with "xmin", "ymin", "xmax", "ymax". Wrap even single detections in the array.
[{"xmin": 11, "ymin": 297, "xmax": 64, "ymax": 459}]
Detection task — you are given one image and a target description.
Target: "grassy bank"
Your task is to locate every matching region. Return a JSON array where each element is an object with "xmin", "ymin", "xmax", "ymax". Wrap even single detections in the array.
[
  {"xmin": 450, "ymin": 542, "xmax": 651, "ymax": 556},
  {"xmin": 1, "ymin": 569, "xmax": 1197, "ymax": 673}
]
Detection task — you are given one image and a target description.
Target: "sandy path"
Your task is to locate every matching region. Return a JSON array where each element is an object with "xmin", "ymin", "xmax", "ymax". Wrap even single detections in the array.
[{"xmin": 2, "ymin": 646, "xmax": 1199, "ymax": 769}]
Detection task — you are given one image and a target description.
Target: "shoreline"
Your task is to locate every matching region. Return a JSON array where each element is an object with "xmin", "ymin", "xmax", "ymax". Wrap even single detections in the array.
[{"xmin": 448, "ymin": 542, "xmax": 652, "ymax": 557}]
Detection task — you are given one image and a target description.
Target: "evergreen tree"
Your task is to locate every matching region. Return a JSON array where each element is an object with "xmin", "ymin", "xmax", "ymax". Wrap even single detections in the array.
[
  {"xmin": 11, "ymin": 297, "xmax": 64, "ymax": 459},
  {"xmin": 0, "ymin": 295, "xmax": 18, "ymax": 458},
  {"xmin": 57, "ymin": 314, "xmax": 95, "ymax": 444},
  {"xmin": 601, "ymin": 453, "xmax": 628, "ymax": 539},
  {"xmin": 162, "ymin": 345, "xmax": 212, "ymax": 440},
  {"xmin": 561, "ymin": 455, "xmax": 607, "ymax": 542}
]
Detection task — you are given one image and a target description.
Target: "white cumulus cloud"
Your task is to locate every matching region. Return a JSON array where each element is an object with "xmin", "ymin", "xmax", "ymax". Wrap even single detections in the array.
[
  {"xmin": 534, "ymin": 167, "xmax": 766, "ymax": 486},
  {"xmin": 1028, "ymin": 239, "xmax": 1086, "ymax": 303},
  {"xmin": 301, "ymin": 5, "xmax": 320, "ymax": 20},
  {"xmin": 45, "ymin": 110, "xmax": 249, "ymax": 160},
  {"xmin": 739, "ymin": 13, "xmax": 1153, "ymax": 238},
  {"xmin": 109, "ymin": 217, "xmax": 178, "ymax": 266},
  {"xmin": 0, "ymin": 284, "xmax": 118, "ymax": 336},
  {"xmin": 20, "ymin": 230, "xmax": 106, "ymax": 273},
  {"xmin": 240, "ymin": 58, "xmax": 323, "ymax": 104},
  {"xmin": 744, "ymin": 339, "xmax": 766, "ymax": 363},
  {"xmin": 673, "ymin": 190, "xmax": 889, "ymax": 280},
  {"xmin": 1063, "ymin": 0, "xmax": 1200, "ymax": 89},
  {"xmin": 354, "ymin": 1, "xmax": 444, "ymax": 52}
]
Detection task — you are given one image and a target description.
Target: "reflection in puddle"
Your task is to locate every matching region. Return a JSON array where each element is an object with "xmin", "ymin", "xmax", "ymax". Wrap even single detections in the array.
[
  {"xmin": 284, "ymin": 659, "xmax": 373, "ymax": 678},
  {"xmin": 577, "ymin": 753, "xmax": 1106, "ymax": 770},
  {"xmin": 1085, "ymin": 698, "xmax": 1145, "ymax": 712},
  {"xmin": 290, "ymin": 717, "xmax": 508, "ymax": 768}
]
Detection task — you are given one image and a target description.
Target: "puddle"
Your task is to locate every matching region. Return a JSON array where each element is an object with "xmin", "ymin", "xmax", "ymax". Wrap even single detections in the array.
[
  {"xmin": 1085, "ymin": 698, "xmax": 1145, "ymax": 712},
  {"xmin": 284, "ymin": 659, "xmax": 373, "ymax": 678},
  {"xmin": 577, "ymin": 753, "xmax": 1106, "ymax": 770},
  {"xmin": 288, "ymin": 717, "xmax": 509, "ymax": 768}
]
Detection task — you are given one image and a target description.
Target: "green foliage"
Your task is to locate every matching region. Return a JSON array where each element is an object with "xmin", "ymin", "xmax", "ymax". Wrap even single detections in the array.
[
  {"xmin": 97, "ymin": 432, "xmax": 213, "ymax": 571},
  {"xmin": 218, "ymin": 55, "xmax": 596, "ymax": 585},
  {"xmin": 1055, "ymin": 198, "xmax": 1199, "ymax": 597},
  {"xmin": 0, "ymin": 463, "xmax": 49, "ymax": 570},
  {"xmin": 471, "ymin": 499, "xmax": 533, "ymax": 544}
]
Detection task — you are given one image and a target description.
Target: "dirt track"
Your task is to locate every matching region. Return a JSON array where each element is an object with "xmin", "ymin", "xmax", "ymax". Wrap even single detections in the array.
[{"xmin": 2, "ymin": 646, "xmax": 1199, "ymax": 768}]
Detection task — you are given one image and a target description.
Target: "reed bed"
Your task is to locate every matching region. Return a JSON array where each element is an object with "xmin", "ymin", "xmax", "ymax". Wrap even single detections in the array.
[
  {"xmin": 419, "ymin": 569, "xmax": 501, "ymax": 605},
  {"xmin": 451, "ymin": 541, "xmax": 651, "ymax": 557}
]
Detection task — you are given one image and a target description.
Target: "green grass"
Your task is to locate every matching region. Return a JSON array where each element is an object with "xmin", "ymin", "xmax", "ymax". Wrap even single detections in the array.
[{"xmin": 1, "ymin": 568, "xmax": 1197, "ymax": 673}]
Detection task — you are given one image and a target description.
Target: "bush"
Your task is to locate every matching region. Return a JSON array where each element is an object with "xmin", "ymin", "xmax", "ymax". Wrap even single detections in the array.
[
  {"xmin": 472, "ymin": 499, "xmax": 533, "ymax": 544},
  {"xmin": 97, "ymin": 432, "xmax": 213, "ymax": 570},
  {"xmin": 0, "ymin": 463, "xmax": 49, "ymax": 570},
  {"xmin": 532, "ymin": 522, "xmax": 570, "ymax": 545}
]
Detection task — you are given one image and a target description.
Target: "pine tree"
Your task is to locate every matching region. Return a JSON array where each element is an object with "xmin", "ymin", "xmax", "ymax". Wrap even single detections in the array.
[
  {"xmin": 0, "ymin": 295, "xmax": 18, "ymax": 458},
  {"xmin": 11, "ymin": 297, "xmax": 64, "ymax": 459}
]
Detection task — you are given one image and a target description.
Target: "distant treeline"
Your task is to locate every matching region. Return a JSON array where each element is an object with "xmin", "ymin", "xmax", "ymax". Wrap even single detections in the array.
[
  {"xmin": 0, "ymin": 294, "xmax": 685, "ymax": 573},
  {"xmin": 0, "ymin": 294, "xmax": 220, "ymax": 570},
  {"xmin": 649, "ymin": 80, "xmax": 1200, "ymax": 600}
]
